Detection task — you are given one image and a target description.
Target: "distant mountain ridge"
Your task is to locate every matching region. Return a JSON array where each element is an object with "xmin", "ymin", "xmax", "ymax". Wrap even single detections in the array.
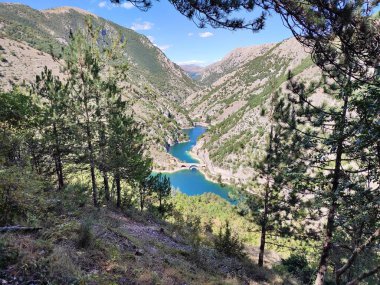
[
  {"xmin": 198, "ymin": 43, "xmax": 276, "ymax": 86},
  {"xmin": 179, "ymin": 64, "xmax": 204, "ymax": 79}
]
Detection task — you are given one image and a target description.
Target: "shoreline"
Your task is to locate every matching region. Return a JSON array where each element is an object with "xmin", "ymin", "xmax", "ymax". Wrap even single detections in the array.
[
  {"xmin": 154, "ymin": 147, "xmax": 235, "ymax": 188},
  {"xmin": 188, "ymin": 149, "xmax": 235, "ymax": 187},
  {"xmin": 154, "ymin": 124, "xmax": 246, "ymax": 189}
]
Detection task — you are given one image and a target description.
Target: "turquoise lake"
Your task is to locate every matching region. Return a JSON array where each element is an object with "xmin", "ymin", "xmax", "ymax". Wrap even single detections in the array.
[
  {"xmin": 165, "ymin": 126, "xmax": 235, "ymax": 203},
  {"xmin": 168, "ymin": 126, "xmax": 206, "ymax": 163}
]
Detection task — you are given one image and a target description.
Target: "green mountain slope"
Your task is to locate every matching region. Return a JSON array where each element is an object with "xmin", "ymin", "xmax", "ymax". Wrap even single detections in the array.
[
  {"xmin": 0, "ymin": 3, "xmax": 196, "ymax": 102},
  {"xmin": 0, "ymin": 3, "xmax": 199, "ymax": 168},
  {"xmin": 186, "ymin": 38, "xmax": 323, "ymax": 187}
]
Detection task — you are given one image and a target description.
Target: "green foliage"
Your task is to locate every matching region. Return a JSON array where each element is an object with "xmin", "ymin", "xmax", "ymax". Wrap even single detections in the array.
[
  {"xmin": 0, "ymin": 89, "xmax": 37, "ymax": 129},
  {"xmin": 186, "ymin": 216, "xmax": 202, "ymax": 258},
  {"xmin": 282, "ymin": 254, "xmax": 314, "ymax": 284},
  {"xmin": 0, "ymin": 238, "xmax": 18, "ymax": 269},
  {"xmin": 151, "ymin": 173, "xmax": 172, "ymax": 215},
  {"xmin": 77, "ymin": 219, "xmax": 94, "ymax": 248},
  {"xmin": 214, "ymin": 221, "xmax": 245, "ymax": 258},
  {"xmin": 32, "ymin": 67, "xmax": 72, "ymax": 189},
  {"xmin": 0, "ymin": 167, "xmax": 48, "ymax": 226}
]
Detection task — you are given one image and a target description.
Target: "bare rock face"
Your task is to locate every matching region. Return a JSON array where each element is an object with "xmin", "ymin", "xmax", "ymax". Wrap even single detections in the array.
[
  {"xmin": 42, "ymin": 6, "xmax": 98, "ymax": 18},
  {"xmin": 199, "ymin": 42, "xmax": 276, "ymax": 86},
  {"xmin": 0, "ymin": 38, "xmax": 61, "ymax": 90}
]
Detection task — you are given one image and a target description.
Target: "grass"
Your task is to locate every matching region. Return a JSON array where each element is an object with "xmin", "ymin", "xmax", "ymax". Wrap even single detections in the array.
[{"xmin": 0, "ymin": 172, "xmax": 302, "ymax": 284}]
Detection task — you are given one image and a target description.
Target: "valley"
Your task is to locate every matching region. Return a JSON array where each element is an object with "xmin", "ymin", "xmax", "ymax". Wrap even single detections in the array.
[
  {"xmin": 0, "ymin": 2, "xmax": 379, "ymax": 285},
  {"xmin": 0, "ymin": 3, "xmax": 322, "ymax": 193}
]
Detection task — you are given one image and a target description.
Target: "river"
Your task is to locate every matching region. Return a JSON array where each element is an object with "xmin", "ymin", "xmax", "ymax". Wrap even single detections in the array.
[{"xmin": 165, "ymin": 126, "xmax": 235, "ymax": 203}]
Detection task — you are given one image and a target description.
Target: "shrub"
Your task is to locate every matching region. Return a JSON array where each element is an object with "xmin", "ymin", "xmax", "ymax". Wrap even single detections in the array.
[
  {"xmin": 214, "ymin": 221, "xmax": 245, "ymax": 258},
  {"xmin": 0, "ymin": 238, "xmax": 18, "ymax": 269},
  {"xmin": 77, "ymin": 220, "xmax": 94, "ymax": 248},
  {"xmin": 0, "ymin": 168, "xmax": 47, "ymax": 226},
  {"xmin": 282, "ymin": 253, "xmax": 314, "ymax": 284}
]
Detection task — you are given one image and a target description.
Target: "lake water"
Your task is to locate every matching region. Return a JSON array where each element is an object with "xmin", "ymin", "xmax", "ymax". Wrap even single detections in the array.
[
  {"xmin": 166, "ymin": 126, "xmax": 235, "ymax": 203},
  {"xmin": 168, "ymin": 126, "xmax": 206, "ymax": 163}
]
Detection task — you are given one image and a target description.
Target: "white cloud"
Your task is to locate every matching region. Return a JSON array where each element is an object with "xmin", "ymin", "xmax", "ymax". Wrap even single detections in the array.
[
  {"xmin": 199, "ymin": 32, "xmax": 213, "ymax": 38},
  {"xmin": 176, "ymin": 60, "xmax": 206, "ymax": 65},
  {"xmin": 131, "ymin": 21, "xmax": 154, "ymax": 31},
  {"xmin": 120, "ymin": 2, "xmax": 134, "ymax": 9},
  {"xmin": 156, "ymin": 44, "xmax": 172, "ymax": 51},
  {"xmin": 188, "ymin": 32, "xmax": 194, "ymax": 36},
  {"xmin": 98, "ymin": 1, "xmax": 106, "ymax": 8},
  {"xmin": 98, "ymin": 1, "xmax": 134, "ymax": 9},
  {"xmin": 147, "ymin": 35, "xmax": 171, "ymax": 51}
]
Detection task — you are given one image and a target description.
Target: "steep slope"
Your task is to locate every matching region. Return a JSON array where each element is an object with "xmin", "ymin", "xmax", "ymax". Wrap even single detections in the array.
[
  {"xmin": 0, "ymin": 3, "xmax": 198, "ymax": 168},
  {"xmin": 0, "ymin": 3, "xmax": 196, "ymax": 102},
  {"xmin": 186, "ymin": 38, "xmax": 323, "ymax": 186},
  {"xmin": 0, "ymin": 184, "xmax": 290, "ymax": 284},
  {"xmin": 198, "ymin": 43, "xmax": 276, "ymax": 86}
]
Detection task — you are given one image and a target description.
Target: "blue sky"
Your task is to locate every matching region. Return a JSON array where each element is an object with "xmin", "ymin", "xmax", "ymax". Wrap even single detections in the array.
[{"xmin": 1, "ymin": 0, "xmax": 292, "ymax": 66}]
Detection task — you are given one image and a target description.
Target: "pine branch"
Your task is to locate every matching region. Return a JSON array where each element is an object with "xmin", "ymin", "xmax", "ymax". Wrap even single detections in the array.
[
  {"xmin": 345, "ymin": 265, "xmax": 380, "ymax": 285},
  {"xmin": 336, "ymin": 228, "xmax": 380, "ymax": 278}
]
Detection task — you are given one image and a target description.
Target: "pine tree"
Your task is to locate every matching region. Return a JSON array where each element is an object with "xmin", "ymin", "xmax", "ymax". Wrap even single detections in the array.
[
  {"xmin": 138, "ymin": 174, "xmax": 154, "ymax": 211},
  {"xmin": 281, "ymin": 69, "xmax": 380, "ymax": 284},
  {"xmin": 151, "ymin": 173, "xmax": 171, "ymax": 214},
  {"xmin": 250, "ymin": 91, "xmax": 306, "ymax": 267},
  {"xmin": 62, "ymin": 18, "xmax": 128, "ymax": 206},
  {"xmin": 33, "ymin": 67, "xmax": 72, "ymax": 190},
  {"xmin": 63, "ymin": 23, "xmax": 101, "ymax": 206},
  {"xmin": 107, "ymin": 97, "xmax": 152, "ymax": 208}
]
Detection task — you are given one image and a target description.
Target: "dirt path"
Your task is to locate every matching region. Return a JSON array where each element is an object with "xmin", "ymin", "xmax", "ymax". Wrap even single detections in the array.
[{"xmin": 105, "ymin": 213, "xmax": 191, "ymax": 253}]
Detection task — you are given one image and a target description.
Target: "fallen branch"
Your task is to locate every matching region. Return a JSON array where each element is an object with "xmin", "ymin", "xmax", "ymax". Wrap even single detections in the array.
[{"xmin": 0, "ymin": 226, "xmax": 42, "ymax": 233}]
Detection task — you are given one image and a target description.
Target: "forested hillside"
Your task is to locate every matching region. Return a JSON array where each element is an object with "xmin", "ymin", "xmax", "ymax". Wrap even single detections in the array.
[
  {"xmin": 185, "ymin": 38, "xmax": 321, "ymax": 186},
  {"xmin": 0, "ymin": 1, "xmax": 379, "ymax": 285},
  {"xmin": 0, "ymin": 3, "xmax": 198, "ymax": 169}
]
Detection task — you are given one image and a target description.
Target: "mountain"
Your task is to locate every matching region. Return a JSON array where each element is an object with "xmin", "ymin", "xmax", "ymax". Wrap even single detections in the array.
[
  {"xmin": 179, "ymin": 64, "xmax": 204, "ymax": 79},
  {"xmin": 0, "ymin": 3, "xmax": 326, "ymax": 182},
  {"xmin": 199, "ymin": 43, "xmax": 275, "ymax": 86},
  {"xmin": 0, "ymin": 3, "xmax": 199, "ymax": 168},
  {"xmin": 185, "ymin": 38, "xmax": 324, "ymax": 187}
]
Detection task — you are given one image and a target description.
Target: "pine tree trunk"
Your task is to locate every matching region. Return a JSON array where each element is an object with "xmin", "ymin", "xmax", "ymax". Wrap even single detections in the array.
[
  {"xmin": 140, "ymin": 190, "xmax": 144, "ymax": 212},
  {"xmin": 314, "ymin": 92, "xmax": 349, "ymax": 285},
  {"xmin": 159, "ymin": 192, "xmax": 163, "ymax": 213},
  {"xmin": 115, "ymin": 172, "xmax": 121, "ymax": 208},
  {"xmin": 83, "ymin": 91, "xmax": 98, "ymax": 207},
  {"xmin": 259, "ymin": 125, "xmax": 273, "ymax": 267},
  {"xmin": 258, "ymin": 187, "xmax": 269, "ymax": 267},
  {"xmin": 86, "ymin": 125, "xmax": 98, "ymax": 207},
  {"xmin": 30, "ymin": 146, "xmax": 40, "ymax": 174},
  {"xmin": 90, "ymin": 161, "xmax": 98, "ymax": 207},
  {"xmin": 53, "ymin": 123, "xmax": 64, "ymax": 190},
  {"xmin": 103, "ymin": 171, "xmax": 110, "ymax": 201}
]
